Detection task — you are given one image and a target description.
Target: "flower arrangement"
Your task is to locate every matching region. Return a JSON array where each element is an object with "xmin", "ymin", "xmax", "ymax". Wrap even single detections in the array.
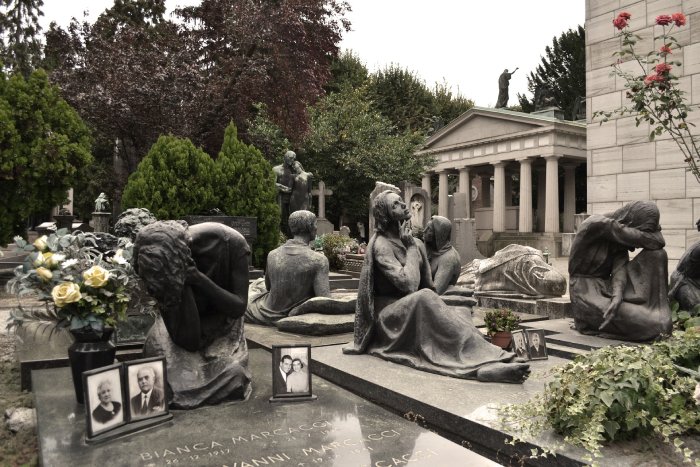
[
  {"xmin": 483, "ymin": 308, "xmax": 520, "ymax": 336},
  {"xmin": 316, "ymin": 233, "xmax": 359, "ymax": 270},
  {"xmin": 6, "ymin": 229, "xmax": 137, "ymax": 334},
  {"xmin": 594, "ymin": 11, "xmax": 700, "ymax": 182}
]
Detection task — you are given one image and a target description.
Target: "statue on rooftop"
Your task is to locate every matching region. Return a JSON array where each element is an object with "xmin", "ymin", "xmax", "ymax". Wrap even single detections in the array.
[
  {"xmin": 496, "ymin": 67, "xmax": 518, "ymax": 108},
  {"xmin": 343, "ymin": 190, "xmax": 530, "ymax": 383},
  {"xmin": 134, "ymin": 221, "xmax": 251, "ymax": 408},
  {"xmin": 569, "ymin": 201, "xmax": 671, "ymax": 341}
]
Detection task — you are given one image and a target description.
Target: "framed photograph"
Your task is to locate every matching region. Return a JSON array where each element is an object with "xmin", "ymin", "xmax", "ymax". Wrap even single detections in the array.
[
  {"xmin": 83, "ymin": 363, "xmax": 126, "ymax": 438},
  {"xmin": 510, "ymin": 329, "xmax": 530, "ymax": 360},
  {"xmin": 125, "ymin": 357, "xmax": 168, "ymax": 421},
  {"xmin": 525, "ymin": 329, "xmax": 548, "ymax": 360},
  {"xmin": 271, "ymin": 344, "xmax": 314, "ymax": 401}
]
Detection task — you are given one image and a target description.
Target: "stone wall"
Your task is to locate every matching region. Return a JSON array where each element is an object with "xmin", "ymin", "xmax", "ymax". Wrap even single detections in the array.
[{"xmin": 587, "ymin": 0, "xmax": 700, "ymax": 270}]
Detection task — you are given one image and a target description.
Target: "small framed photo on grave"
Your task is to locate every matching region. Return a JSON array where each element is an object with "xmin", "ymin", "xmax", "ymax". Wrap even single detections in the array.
[
  {"xmin": 510, "ymin": 329, "xmax": 530, "ymax": 360},
  {"xmin": 125, "ymin": 357, "xmax": 168, "ymax": 421},
  {"xmin": 525, "ymin": 329, "xmax": 548, "ymax": 360},
  {"xmin": 83, "ymin": 362, "xmax": 126, "ymax": 438},
  {"xmin": 270, "ymin": 344, "xmax": 317, "ymax": 402}
]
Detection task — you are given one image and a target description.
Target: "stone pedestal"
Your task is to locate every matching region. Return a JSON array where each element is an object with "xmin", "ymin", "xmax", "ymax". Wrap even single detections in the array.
[{"xmin": 91, "ymin": 212, "xmax": 111, "ymax": 233}]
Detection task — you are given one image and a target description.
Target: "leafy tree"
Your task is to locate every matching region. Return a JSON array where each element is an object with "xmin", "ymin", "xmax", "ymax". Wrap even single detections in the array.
[
  {"xmin": 214, "ymin": 122, "xmax": 280, "ymax": 265},
  {"xmin": 517, "ymin": 26, "xmax": 586, "ymax": 120},
  {"xmin": 0, "ymin": 0, "xmax": 43, "ymax": 77},
  {"xmin": 0, "ymin": 69, "xmax": 92, "ymax": 243},
  {"xmin": 429, "ymin": 81, "xmax": 474, "ymax": 133},
  {"xmin": 303, "ymin": 85, "xmax": 431, "ymax": 223},
  {"xmin": 121, "ymin": 135, "xmax": 217, "ymax": 219},
  {"xmin": 245, "ymin": 102, "xmax": 291, "ymax": 164},
  {"xmin": 367, "ymin": 65, "xmax": 435, "ymax": 134},
  {"xmin": 324, "ymin": 49, "xmax": 369, "ymax": 94}
]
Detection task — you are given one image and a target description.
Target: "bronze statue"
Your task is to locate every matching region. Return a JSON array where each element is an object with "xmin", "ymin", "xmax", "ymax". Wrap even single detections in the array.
[
  {"xmin": 94, "ymin": 193, "xmax": 110, "ymax": 213},
  {"xmin": 273, "ymin": 150, "xmax": 313, "ymax": 236},
  {"xmin": 669, "ymin": 218, "xmax": 700, "ymax": 312},
  {"xmin": 496, "ymin": 67, "xmax": 518, "ymax": 108},
  {"xmin": 344, "ymin": 190, "xmax": 530, "ymax": 383},
  {"xmin": 134, "ymin": 221, "xmax": 251, "ymax": 408},
  {"xmin": 569, "ymin": 201, "xmax": 672, "ymax": 341}
]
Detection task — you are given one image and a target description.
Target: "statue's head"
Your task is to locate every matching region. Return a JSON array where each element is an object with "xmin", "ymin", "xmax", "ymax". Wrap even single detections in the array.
[
  {"xmin": 504, "ymin": 69, "xmax": 508, "ymax": 73},
  {"xmin": 425, "ymin": 215, "xmax": 451, "ymax": 250},
  {"xmin": 284, "ymin": 150, "xmax": 296, "ymax": 167},
  {"xmin": 610, "ymin": 201, "xmax": 660, "ymax": 233},
  {"xmin": 373, "ymin": 190, "xmax": 409, "ymax": 233},
  {"xmin": 114, "ymin": 208, "xmax": 157, "ymax": 240},
  {"xmin": 288, "ymin": 210, "xmax": 317, "ymax": 238},
  {"xmin": 133, "ymin": 220, "xmax": 191, "ymax": 303}
]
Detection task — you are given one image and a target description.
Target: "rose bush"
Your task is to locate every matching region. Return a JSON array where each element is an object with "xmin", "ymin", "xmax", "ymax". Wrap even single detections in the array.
[{"xmin": 596, "ymin": 11, "xmax": 700, "ymax": 182}]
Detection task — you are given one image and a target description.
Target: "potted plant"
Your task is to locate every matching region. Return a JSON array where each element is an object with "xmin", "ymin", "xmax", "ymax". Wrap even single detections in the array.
[
  {"xmin": 6, "ymin": 229, "xmax": 139, "ymax": 403},
  {"xmin": 483, "ymin": 309, "xmax": 521, "ymax": 349}
]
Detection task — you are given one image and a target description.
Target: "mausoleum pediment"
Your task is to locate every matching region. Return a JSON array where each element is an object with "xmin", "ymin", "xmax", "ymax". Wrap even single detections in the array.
[{"xmin": 423, "ymin": 107, "xmax": 558, "ymax": 151}]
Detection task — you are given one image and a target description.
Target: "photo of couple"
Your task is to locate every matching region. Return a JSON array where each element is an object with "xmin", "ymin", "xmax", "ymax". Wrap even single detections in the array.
[{"xmin": 272, "ymin": 345, "xmax": 312, "ymax": 398}]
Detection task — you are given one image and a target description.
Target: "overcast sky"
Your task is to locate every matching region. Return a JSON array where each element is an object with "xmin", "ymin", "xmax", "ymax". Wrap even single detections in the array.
[{"xmin": 40, "ymin": 0, "xmax": 585, "ymax": 107}]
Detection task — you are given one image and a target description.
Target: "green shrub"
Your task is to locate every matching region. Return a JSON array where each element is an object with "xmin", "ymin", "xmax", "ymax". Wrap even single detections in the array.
[
  {"xmin": 318, "ymin": 234, "xmax": 356, "ymax": 271},
  {"xmin": 499, "ymin": 330, "xmax": 700, "ymax": 464},
  {"xmin": 122, "ymin": 135, "xmax": 217, "ymax": 219},
  {"xmin": 214, "ymin": 122, "xmax": 280, "ymax": 266}
]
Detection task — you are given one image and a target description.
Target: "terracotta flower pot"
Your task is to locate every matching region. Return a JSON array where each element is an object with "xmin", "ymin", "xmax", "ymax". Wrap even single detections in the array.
[{"xmin": 490, "ymin": 331, "xmax": 513, "ymax": 349}]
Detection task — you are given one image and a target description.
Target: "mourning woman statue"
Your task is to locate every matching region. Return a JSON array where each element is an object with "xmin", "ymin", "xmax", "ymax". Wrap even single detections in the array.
[
  {"xmin": 569, "ymin": 201, "xmax": 672, "ymax": 341},
  {"xmin": 343, "ymin": 190, "xmax": 530, "ymax": 383},
  {"xmin": 669, "ymin": 218, "xmax": 700, "ymax": 312},
  {"xmin": 423, "ymin": 216, "xmax": 462, "ymax": 294},
  {"xmin": 94, "ymin": 192, "xmax": 110, "ymax": 213},
  {"xmin": 134, "ymin": 221, "xmax": 251, "ymax": 408}
]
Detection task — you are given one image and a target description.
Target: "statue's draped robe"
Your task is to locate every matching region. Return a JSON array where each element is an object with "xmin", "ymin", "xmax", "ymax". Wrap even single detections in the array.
[
  {"xmin": 345, "ymin": 232, "xmax": 515, "ymax": 379},
  {"xmin": 669, "ymin": 241, "xmax": 700, "ymax": 311},
  {"xmin": 569, "ymin": 215, "xmax": 671, "ymax": 341},
  {"xmin": 144, "ymin": 224, "xmax": 251, "ymax": 409}
]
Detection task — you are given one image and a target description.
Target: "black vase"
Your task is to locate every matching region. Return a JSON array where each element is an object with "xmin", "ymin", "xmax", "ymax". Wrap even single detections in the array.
[{"xmin": 68, "ymin": 327, "xmax": 116, "ymax": 404}]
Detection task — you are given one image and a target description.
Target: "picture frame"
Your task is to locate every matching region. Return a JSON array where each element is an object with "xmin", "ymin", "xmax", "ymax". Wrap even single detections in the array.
[
  {"xmin": 124, "ymin": 357, "xmax": 169, "ymax": 421},
  {"xmin": 525, "ymin": 329, "xmax": 548, "ymax": 360},
  {"xmin": 510, "ymin": 329, "xmax": 530, "ymax": 360},
  {"xmin": 270, "ymin": 344, "xmax": 316, "ymax": 403},
  {"xmin": 82, "ymin": 362, "xmax": 126, "ymax": 439}
]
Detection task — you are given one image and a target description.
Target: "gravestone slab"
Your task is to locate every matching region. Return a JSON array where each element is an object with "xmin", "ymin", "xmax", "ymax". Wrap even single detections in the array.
[
  {"xmin": 244, "ymin": 323, "xmax": 353, "ymax": 349},
  {"xmin": 520, "ymin": 318, "xmax": 631, "ymax": 350},
  {"xmin": 275, "ymin": 313, "xmax": 355, "ymax": 335},
  {"xmin": 33, "ymin": 349, "xmax": 498, "ymax": 466},
  {"xmin": 184, "ymin": 215, "xmax": 257, "ymax": 243}
]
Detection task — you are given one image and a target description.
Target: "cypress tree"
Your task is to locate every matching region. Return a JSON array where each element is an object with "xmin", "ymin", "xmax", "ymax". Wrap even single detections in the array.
[{"xmin": 215, "ymin": 122, "xmax": 280, "ymax": 266}]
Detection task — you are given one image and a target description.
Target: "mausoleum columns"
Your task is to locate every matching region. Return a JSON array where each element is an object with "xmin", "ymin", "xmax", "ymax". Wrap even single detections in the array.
[
  {"xmin": 518, "ymin": 158, "xmax": 534, "ymax": 233},
  {"xmin": 421, "ymin": 173, "xmax": 431, "ymax": 194},
  {"xmin": 544, "ymin": 155, "xmax": 561, "ymax": 233},
  {"xmin": 562, "ymin": 163, "xmax": 577, "ymax": 233},
  {"xmin": 491, "ymin": 162, "xmax": 507, "ymax": 232},
  {"xmin": 438, "ymin": 171, "xmax": 449, "ymax": 217},
  {"xmin": 458, "ymin": 167, "xmax": 471, "ymax": 218}
]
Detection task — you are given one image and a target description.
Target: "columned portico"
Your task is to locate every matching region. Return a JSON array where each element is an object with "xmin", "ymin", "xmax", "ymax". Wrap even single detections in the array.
[
  {"xmin": 458, "ymin": 166, "xmax": 471, "ymax": 218},
  {"xmin": 492, "ymin": 162, "xmax": 507, "ymax": 232},
  {"xmin": 438, "ymin": 171, "xmax": 449, "ymax": 217},
  {"xmin": 562, "ymin": 163, "xmax": 577, "ymax": 233},
  {"xmin": 544, "ymin": 155, "xmax": 561, "ymax": 233},
  {"xmin": 518, "ymin": 157, "xmax": 534, "ymax": 233}
]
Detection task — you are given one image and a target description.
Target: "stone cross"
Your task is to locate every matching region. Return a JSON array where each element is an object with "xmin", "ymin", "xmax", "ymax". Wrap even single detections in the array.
[{"xmin": 311, "ymin": 180, "xmax": 333, "ymax": 218}]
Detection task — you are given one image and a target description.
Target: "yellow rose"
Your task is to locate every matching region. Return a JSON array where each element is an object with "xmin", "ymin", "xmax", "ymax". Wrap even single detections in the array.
[
  {"xmin": 42, "ymin": 252, "xmax": 56, "ymax": 267},
  {"xmin": 33, "ymin": 235, "xmax": 48, "ymax": 251},
  {"xmin": 51, "ymin": 282, "xmax": 82, "ymax": 307},
  {"xmin": 35, "ymin": 267, "xmax": 53, "ymax": 281},
  {"xmin": 83, "ymin": 265, "xmax": 110, "ymax": 288}
]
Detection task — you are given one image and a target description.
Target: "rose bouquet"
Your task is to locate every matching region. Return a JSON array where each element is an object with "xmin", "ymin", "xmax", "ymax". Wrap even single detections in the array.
[{"xmin": 6, "ymin": 229, "xmax": 137, "ymax": 334}]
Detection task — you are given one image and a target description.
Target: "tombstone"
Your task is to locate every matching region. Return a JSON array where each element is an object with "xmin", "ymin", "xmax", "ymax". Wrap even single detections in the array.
[
  {"xmin": 451, "ymin": 192, "xmax": 469, "ymax": 219},
  {"xmin": 311, "ymin": 180, "xmax": 334, "ymax": 236},
  {"xmin": 403, "ymin": 183, "xmax": 431, "ymax": 233},
  {"xmin": 184, "ymin": 214, "xmax": 257, "ymax": 266},
  {"xmin": 339, "ymin": 225, "xmax": 350, "ymax": 237},
  {"xmin": 452, "ymin": 218, "xmax": 484, "ymax": 265},
  {"xmin": 368, "ymin": 181, "xmax": 401, "ymax": 235}
]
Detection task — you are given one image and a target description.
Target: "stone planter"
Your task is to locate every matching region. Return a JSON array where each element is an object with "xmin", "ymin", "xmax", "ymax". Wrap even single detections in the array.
[{"xmin": 344, "ymin": 253, "xmax": 365, "ymax": 273}]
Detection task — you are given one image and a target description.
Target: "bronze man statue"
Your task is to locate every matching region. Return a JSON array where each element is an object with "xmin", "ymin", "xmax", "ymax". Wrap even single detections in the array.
[{"xmin": 496, "ymin": 67, "xmax": 518, "ymax": 108}]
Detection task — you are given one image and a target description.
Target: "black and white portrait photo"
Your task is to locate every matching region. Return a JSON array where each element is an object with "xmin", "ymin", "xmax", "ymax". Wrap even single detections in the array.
[
  {"xmin": 271, "ymin": 345, "xmax": 312, "ymax": 399},
  {"xmin": 83, "ymin": 363, "xmax": 126, "ymax": 438},
  {"xmin": 525, "ymin": 329, "xmax": 548, "ymax": 360},
  {"xmin": 125, "ymin": 357, "xmax": 168, "ymax": 421},
  {"xmin": 510, "ymin": 330, "xmax": 530, "ymax": 360}
]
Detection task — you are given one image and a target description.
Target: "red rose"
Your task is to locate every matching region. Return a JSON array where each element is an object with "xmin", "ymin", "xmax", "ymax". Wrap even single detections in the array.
[
  {"xmin": 618, "ymin": 11, "xmax": 631, "ymax": 20},
  {"xmin": 613, "ymin": 17, "xmax": 628, "ymax": 30},
  {"xmin": 644, "ymin": 73, "xmax": 666, "ymax": 86},
  {"xmin": 660, "ymin": 45, "xmax": 673, "ymax": 54},
  {"xmin": 656, "ymin": 15, "xmax": 673, "ymax": 26},
  {"xmin": 655, "ymin": 63, "xmax": 672, "ymax": 74},
  {"xmin": 672, "ymin": 13, "xmax": 686, "ymax": 26}
]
